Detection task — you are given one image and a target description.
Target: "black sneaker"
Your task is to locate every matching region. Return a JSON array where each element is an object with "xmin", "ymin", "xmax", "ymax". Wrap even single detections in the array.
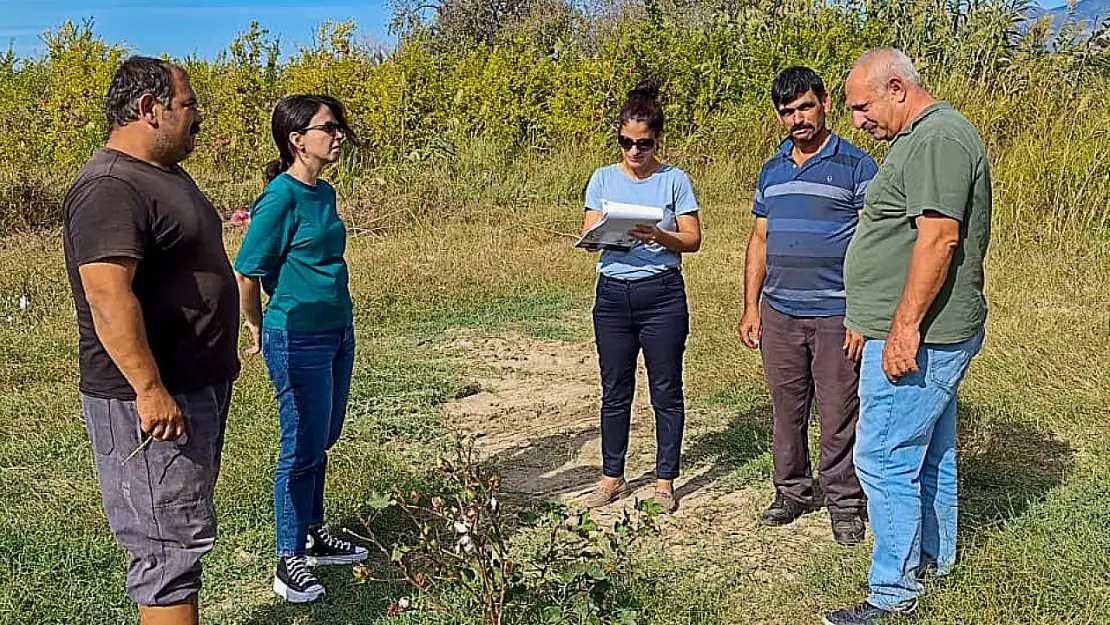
[
  {"xmin": 824, "ymin": 601, "xmax": 912, "ymax": 624},
  {"xmin": 306, "ymin": 524, "xmax": 369, "ymax": 566},
  {"xmin": 273, "ymin": 555, "xmax": 325, "ymax": 603},
  {"xmin": 830, "ymin": 509, "xmax": 866, "ymax": 546},
  {"xmin": 761, "ymin": 491, "xmax": 810, "ymax": 526}
]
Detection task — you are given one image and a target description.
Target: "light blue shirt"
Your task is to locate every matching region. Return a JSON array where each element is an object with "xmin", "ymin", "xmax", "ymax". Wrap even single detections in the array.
[{"xmin": 584, "ymin": 163, "xmax": 699, "ymax": 280}]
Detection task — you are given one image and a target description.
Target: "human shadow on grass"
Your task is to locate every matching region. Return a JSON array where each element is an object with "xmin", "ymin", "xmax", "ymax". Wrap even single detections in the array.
[
  {"xmin": 237, "ymin": 564, "xmax": 402, "ymax": 625},
  {"xmin": 477, "ymin": 398, "xmax": 774, "ymax": 511},
  {"xmin": 482, "ymin": 428, "xmax": 655, "ymax": 509},
  {"xmin": 675, "ymin": 401, "xmax": 774, "ymax": 502},
  {"xmin": 956, "ymin": 401, "xmax": 1075, "ymax": 536}
]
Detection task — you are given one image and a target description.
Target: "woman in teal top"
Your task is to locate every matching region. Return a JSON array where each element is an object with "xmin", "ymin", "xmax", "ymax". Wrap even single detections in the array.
[
  {"xmin": 234, "ymin": 95, "xmax": 367, "ymax": 604},
  {"xmin": 582, "ymin": 81, "xmax": 702, "ymax": 514}
]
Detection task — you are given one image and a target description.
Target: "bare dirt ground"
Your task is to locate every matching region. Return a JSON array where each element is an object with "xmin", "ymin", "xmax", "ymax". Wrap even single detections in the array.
[{"xmin": 440, "ymin": 330, "xmax": 856, "ymax": 579}]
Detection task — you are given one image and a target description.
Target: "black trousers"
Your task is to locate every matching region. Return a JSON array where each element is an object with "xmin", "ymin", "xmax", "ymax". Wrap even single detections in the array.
[{"xmin": 593, "ymin": 270, "xmax": 689, "ymax": 480}]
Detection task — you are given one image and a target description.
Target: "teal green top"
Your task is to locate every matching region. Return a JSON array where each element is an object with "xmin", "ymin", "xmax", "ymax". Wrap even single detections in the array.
[{"xmin": 234, "ymin": 173, "xmax": 353, "ymax": 331}]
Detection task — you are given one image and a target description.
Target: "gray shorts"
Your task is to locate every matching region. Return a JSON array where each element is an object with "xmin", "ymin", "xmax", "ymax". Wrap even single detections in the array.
[{"xmin": 82, "ymin": 381, "xmax": 232, "ymax": 607}]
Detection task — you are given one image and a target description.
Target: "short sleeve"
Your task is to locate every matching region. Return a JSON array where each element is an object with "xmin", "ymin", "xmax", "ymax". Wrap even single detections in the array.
[
  {"xmin": 904, "ymin": 135, "xmax": 973, "ymax": 222},
  {"xmin": 752, "ymin": 167, "xmax": 769, "ymax": 217},
  {"xmin": 852, "ymin": 155, "xmax": 879, "ymax": 210},
  {"xmin": 234, "ymin": 187, "xmax": 296, "ymax": 277},
  {"xmin": 584, "ymin": 168, "xmax": 604, "ymax": 211},
  {"xmin": 65, "ymin": 176, "xmax": 149, "ymax": 265},
  {"xmin": 674, "ymin": 170, "xmax": 699, "ymax": 215}
]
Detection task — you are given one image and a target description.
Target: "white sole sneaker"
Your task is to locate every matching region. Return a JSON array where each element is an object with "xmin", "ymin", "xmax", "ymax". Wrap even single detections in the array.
[
  {"xmin": 306, "ymin": 550, "xmax": 369, "ymax": 566},
  {"xmin": 273, "ymin": 576, "xmax": 326, "ymax": 603}
]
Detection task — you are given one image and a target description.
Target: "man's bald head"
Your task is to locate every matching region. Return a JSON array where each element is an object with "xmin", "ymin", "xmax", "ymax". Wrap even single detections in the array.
[
  {"xmin": 845, "ymin": 47, "xmax": 934, "ymax": 141},
  {"xmin": 852, "ymin": 47, "xmax": 922, "ymax": 91}
]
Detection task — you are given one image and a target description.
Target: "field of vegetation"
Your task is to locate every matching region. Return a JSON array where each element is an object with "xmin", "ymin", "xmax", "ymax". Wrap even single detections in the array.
[{"xmin": 1, "ymin": 1, "xmax": 1108, "ymax": 623}]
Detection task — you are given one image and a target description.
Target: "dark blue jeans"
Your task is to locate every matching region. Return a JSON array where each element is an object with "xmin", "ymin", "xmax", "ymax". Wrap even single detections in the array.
[
  {"xmin": 593, "ymin": 270, "xmax": 689, "ymax": 480},
  {"xmin": 262, "ymin": 325, "xmax": 355, "ymax": 557}
]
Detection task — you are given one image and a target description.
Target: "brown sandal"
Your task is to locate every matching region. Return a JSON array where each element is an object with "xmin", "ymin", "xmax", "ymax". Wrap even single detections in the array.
[
  {"xmin": 584, "ymin": 478, "xmax": 628, "ymax": 508},
  {"xmin": 653, "ymin": 488, "xmax": 677, "ymax": 514}
]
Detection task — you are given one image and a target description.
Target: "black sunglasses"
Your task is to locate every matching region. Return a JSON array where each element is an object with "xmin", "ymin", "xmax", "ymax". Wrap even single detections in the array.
[
  {"xmin": 617, "ymin": 134, "xmax": 656, "ymax": 150},
  {"xmin": 301, "ymin": 121, "xmax": 345, "ymax": 137}
]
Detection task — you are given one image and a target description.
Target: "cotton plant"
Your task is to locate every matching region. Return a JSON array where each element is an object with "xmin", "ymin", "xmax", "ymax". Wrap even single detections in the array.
[{"xmin": 351, "ymin": 436, "xmax": 661, "ymax": 625}]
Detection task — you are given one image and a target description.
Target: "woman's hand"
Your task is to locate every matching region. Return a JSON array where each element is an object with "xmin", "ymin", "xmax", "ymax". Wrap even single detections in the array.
[
  {"xmin": 243, "ymin": 319, "xmax": 262, "ymax": 356},
  {"xmin": 629, "ymin": 224, "xmax": 664, "ymax": 245},
  {"xmin": 236, "ymin": 272, "xmax": 264, "ymax": 356},
  {"xmin": 629, "ymin": 214, "xmax": 701, "ymax": 253}
]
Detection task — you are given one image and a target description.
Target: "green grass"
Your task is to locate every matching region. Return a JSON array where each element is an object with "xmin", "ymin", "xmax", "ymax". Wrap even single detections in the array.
[{"xmin": 1, "ymin": 175, "xmax": 1109, "ymax": 624}]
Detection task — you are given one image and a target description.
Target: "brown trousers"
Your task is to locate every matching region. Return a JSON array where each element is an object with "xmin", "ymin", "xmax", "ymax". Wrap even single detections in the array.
[{"xmin": 760, "ymin": 300, "xmax": 864, "ymax": 511}]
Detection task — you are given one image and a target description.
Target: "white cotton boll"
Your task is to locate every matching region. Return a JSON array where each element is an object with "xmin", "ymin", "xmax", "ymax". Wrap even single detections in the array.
[
  {"xmin": 452, "ymin": 520, "xmax": 469, "ymax": 534},
  {"xmin": 458, "ymin": 535, "xmax": 474, "ymax": 553},
  {"xmin": 18, "ymin": 294, "xmax": 29, "ymax": 313},
  {"xmin": 489, "ymin": 496, "xmax": 499, "ymax": 512},
  {"xmin": 398, "ymin": 597, "xmax": 411, "ymax": 610}
]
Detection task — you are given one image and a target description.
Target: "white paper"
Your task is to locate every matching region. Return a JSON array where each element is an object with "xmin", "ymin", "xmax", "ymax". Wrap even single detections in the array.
[{"xmin": 575, "ymin": 199, "xmax": 665, "ymax": 251}]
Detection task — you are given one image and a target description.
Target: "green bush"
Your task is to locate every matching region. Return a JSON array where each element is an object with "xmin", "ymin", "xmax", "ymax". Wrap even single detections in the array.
[{"xmin": 1, "ymin": 2, "xmax": 1109, "ymax": 240}]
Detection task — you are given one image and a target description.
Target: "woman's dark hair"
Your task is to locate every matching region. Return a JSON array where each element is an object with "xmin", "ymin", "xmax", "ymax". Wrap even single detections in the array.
[
  {"xmin": 264, "ymin": 94, "xmax": 358, "ymax": 182},
  {"xmin": 771, "ymin": 66, "xmax": 827, "ymax": 109},
  {"xmin": 619, "ymin": 80, "xmax": 664, "ymax": 135}
]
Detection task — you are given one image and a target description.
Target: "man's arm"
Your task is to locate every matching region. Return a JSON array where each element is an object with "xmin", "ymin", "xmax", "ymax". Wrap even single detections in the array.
[
  {"xmin": 79, "ymin": 259, "xmax": 183, "ymax": 441},
  {"xmin": 882, "ymin": 212, "xmax": 961, "ymax": 380},
  {"xmin": 738, "ymin": 217, "xmax": 768, "ymax": 348}
]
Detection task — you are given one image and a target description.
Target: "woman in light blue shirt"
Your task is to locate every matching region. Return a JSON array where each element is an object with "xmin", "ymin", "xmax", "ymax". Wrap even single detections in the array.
[{"xmin": 581, "ymin": 81, "xmax": 702, "ymax": 513}]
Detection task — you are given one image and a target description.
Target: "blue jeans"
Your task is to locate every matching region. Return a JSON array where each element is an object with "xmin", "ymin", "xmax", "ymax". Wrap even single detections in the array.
[
  {"xmin": 593, "ymin": 270, "xmax": 689, "ymax": 480},
  {"xmin": 855, "ymin": 328, "xmax": 984, "ymax": 611},
  {"xmin": 262, "ymin": 325, "xmax": 355, "ymax": 557}
]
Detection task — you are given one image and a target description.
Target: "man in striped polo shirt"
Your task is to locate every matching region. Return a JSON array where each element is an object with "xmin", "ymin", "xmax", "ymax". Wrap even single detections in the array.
[{"xmin": 739, "ymin": 66, "xmax": 878, "ymax": 546}]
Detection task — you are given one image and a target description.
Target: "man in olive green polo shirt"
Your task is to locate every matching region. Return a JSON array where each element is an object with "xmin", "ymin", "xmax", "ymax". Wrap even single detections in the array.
[{"xmin": 823, "ymin": 48, "xmax": 991, "ymax": 625}]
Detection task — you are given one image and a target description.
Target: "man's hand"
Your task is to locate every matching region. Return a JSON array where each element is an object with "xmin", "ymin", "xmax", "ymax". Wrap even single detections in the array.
[
  {"xmin": 843, "ymin": 329, "xmax": 865, "ymax": 362},
  {"xmin": 243, "ymin": 319, "xmax": 262, "ymax": 356},
  {"xmin": 136, "ymin": 386, "xmax": 185, "ymax": 441},
  {"xmin": 882, "ymin": 322, "xmax": 921, "ymax": 382},
  {"xmin": 738, "ymin": 308, "xmax": 761, "ymax": 349}
]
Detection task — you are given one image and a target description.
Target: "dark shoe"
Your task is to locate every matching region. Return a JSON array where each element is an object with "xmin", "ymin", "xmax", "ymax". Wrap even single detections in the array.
[
  {"xmin": 306, "ymin": 524, "xmax": 369, "ymax": 566},
  {"xmin": 830, "ymin": 509, "xmax": 866, "ymax": 546},
  {"xmin": 824, "ymin": 601, "xmax": 910, "ymax": 624},
  {"xmin": 761, "ymin": 491, "xmax": 810, "ymax": 526},
  {"xmin": 273, "ymin": 556, "xmax": 325, "ymax": 603}
]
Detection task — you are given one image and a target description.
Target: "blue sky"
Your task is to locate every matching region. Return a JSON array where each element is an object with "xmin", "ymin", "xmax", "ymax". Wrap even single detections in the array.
[
  {"xmin": 3, "ymin": 0, "xmax": 1064, "ymax": 61},
  {"xmin": 1, "ymin": 0, "xmax": 395, "ymax": 60}
]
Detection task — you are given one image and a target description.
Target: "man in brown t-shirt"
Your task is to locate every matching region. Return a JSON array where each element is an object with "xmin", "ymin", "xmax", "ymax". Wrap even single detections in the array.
[{"xmin": 62, "ymin": 56, "xmax": 239, "ymax": 625}]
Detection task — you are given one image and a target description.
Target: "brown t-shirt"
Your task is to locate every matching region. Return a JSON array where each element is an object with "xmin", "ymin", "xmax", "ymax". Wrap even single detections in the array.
[{"xmin": 63, "ymin": 148, "xmax": 240, "ymax": 399}]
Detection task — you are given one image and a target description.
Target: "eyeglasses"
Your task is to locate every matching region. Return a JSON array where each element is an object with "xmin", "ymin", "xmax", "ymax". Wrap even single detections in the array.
[
  {"xmin": 301, "ymin": 122, "xmax": 345, "ymax": 137},
  {"xmin": 617, "ymin": 134, "xmax": 656, "ymax": 151}
]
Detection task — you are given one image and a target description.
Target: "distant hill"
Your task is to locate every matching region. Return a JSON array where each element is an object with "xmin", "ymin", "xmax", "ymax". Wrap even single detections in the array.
[{"xmin": 1028, "ymin": 0, "xmax": 1110, "ymax": 31}]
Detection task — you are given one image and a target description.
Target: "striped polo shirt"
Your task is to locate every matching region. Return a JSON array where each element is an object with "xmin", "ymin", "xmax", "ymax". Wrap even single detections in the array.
[{"xmin": 753, "ymin": 133, "xmax": 878, "ymax": 317}]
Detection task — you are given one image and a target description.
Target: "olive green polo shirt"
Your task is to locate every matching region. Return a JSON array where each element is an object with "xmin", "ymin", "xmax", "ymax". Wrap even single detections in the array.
[{"xmin": 844, "ymin": 102, "xmax": 992, "ymax": 343}]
